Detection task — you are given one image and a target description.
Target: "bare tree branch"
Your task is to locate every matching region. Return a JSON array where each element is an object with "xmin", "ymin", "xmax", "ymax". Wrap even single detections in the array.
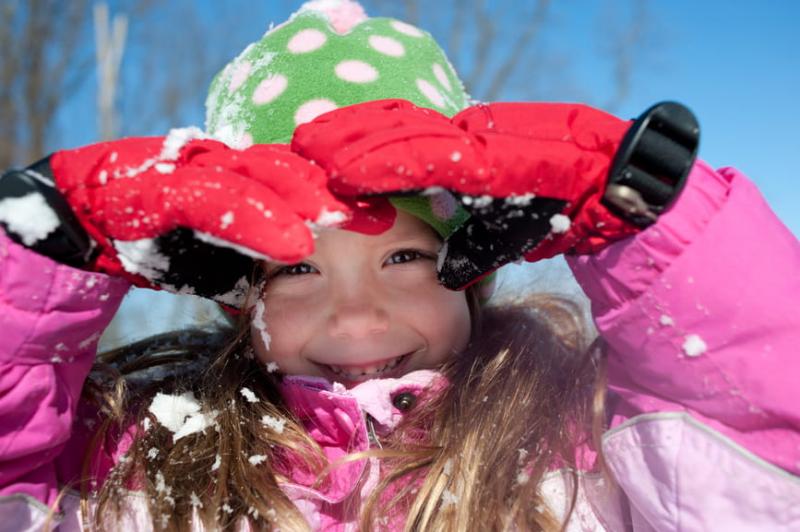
[
  {"xmin": 22, "ymin": 0, "xmax": 48, "ymax": 161},
  {"xmin": 464, "ymin": 0, "xmax": 497, "ymax": 96},
  {"xmin": 120, "ymin": 1, "xmax": 218, "ymax": 135},
  {"xmin": 446, "ymin": 0, "xmax": 468, "ymax": 73},
  {"xmin": 45, "ymin": 1, "xmax": 91, "ymax": 143},
  {"xmin": 0, "ymin": 0, "xmax": 92, "ymax": 166},
  {"xmin": 0, "ymin": 1, "xmax": 21, "ymax": 167},
  {"xmin": 402, "ymin": 0, "xmax": 419, "ymax": 26},
  {"xmin": 483, "ymin": 0, "xmax": 551, "ymax": 101},
  {"xmin": 602, "ymin": 0, "xmax": 649, "ymax": 112}
]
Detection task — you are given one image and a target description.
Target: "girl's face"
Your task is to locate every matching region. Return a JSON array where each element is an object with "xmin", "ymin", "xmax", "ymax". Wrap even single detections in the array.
[{"xmin": 251, "ymin": 210, "xmax": 472, "ymax": 387}]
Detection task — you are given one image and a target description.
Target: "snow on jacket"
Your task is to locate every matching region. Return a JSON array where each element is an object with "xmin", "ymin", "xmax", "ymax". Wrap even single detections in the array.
[{"xmin": 1, "ymin": 161, "xmax": 799, "ymax": 531}]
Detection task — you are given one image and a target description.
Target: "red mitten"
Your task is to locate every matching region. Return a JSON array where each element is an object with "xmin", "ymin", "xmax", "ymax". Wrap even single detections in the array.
[
  {"xmin": 293, "ymin": 99, "xmax": 698, "ymax": 289},
  {"xmin": 40, "ymin": 130, "xmax": 348, "ymax": 306}
]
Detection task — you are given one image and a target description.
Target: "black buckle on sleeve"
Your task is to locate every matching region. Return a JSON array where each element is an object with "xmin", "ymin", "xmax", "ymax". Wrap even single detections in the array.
[{"xmin": 603, "ymin": 102, "xmax": 700, "ymax": 226}]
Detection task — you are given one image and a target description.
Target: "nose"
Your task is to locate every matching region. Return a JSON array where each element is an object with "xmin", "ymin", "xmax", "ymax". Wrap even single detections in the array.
[{"xmin": 327, "ymin": 289, "xmax": 390, "ymax": 340}]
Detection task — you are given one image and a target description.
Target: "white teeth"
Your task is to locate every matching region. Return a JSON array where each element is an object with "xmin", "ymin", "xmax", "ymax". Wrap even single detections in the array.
[{"xmin": 327, "ymin": 354, "xmax": 407, "ymax": 379}]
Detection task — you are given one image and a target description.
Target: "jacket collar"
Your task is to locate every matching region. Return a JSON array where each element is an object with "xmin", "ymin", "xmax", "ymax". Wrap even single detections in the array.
[{"xmin": 276, "ymin": 370, "xmax": 445, "ymax": 503}]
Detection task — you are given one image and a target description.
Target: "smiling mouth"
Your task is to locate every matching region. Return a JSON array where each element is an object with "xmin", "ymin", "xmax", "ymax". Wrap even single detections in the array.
[{"xmin": 320, "ymin": 353, "xmax": 413, "ymax": 381}]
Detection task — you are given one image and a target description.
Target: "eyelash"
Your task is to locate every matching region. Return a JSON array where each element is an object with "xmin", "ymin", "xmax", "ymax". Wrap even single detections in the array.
[
  {"xmin": 385, "ymin": 249, "xmax": 433, "ymax": 265},
  {"xmin": 271, "ymin": 249, "xmax": 433, "ymax": 278},
  {"xmin": 272, "ymin": 263, "xmax": 318, "ymax": 278}
]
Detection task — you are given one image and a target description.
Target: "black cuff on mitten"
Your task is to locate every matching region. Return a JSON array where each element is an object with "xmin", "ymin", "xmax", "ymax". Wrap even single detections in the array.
[
  {"xmin": 603, "ymin": 102, "xmax": 700, "ymax": 226},
  {"xmin": 0, "ymin": 157, "xmax": 95, "ymax": 267},
  {"xmin": 437, "ymin": 197, "xmax": 566, "ymax": 290}
]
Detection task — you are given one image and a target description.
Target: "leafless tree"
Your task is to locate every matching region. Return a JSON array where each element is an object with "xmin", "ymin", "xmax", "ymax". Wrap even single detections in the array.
[
  {"xmin": 597, "ymin": 0, "xmax": 657, "ymax": 112},
  {"xmin": 94, "ymin": 2, "xmax": 128, "ymax": 140},
  {"xmin": 367, "ymin": 0, "xmax": 653, "ymax": 111},
  {"xmin": 0, "ymin": 0, "xmax": 92, "ymax": 168}
]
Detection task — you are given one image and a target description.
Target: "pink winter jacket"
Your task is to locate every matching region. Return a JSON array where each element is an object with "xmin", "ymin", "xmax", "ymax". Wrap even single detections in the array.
[{"xmin": 1, "ymin": 162, "xmax": 799, "ymax": 530}]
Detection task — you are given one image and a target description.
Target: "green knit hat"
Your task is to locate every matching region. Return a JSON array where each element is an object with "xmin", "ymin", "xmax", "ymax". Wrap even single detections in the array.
[
  {"xmin": 205, "ymin": 1, "xmax": 469, "ymax": 145},
  {"xmin": 205, "ymin": 1, "xmax": 495, "ymax": 299}
]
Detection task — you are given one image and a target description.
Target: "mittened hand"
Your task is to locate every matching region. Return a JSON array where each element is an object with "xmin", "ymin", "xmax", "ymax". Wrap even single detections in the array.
[
  {"xmin": 48, "ymin": 130, "xmax": 348, "ymax": 306},
  {"xmin": 293, "ymin": 99, "xmax": 697, "ymax": 289}
]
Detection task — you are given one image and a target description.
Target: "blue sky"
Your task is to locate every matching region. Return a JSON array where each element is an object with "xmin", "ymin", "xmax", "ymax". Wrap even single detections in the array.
[{"xmin": 562, "ymin": 1, "xmax": 800, "ymax": 236}]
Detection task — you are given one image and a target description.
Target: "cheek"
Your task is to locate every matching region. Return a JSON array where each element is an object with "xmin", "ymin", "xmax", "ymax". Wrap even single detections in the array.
[
  {"xmin": 250, "ymin": 295, "xmax": 317, "ymax": 369},
  {"xmin": 436, "ymin": 291, "xmax": 472, "ymax": 351},
  {"xmin": 390, "ymin": 280, "xmax": 471, "ymax": 353}
]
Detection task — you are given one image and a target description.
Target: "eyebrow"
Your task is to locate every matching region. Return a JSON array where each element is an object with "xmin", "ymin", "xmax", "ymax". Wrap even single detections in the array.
[
  {"xmin": 384, "ymin": 232, "xmax": 441, "ymax": 247},
  {"xmin": 390, "ymin": 222, "xmax": 442, "ymax": 242}
]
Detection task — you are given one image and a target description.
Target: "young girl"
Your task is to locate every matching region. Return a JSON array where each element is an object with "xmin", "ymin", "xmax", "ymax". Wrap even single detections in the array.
[{"xmin": 1, "ymin": 2, "xmax": 798, "ymax": 531}]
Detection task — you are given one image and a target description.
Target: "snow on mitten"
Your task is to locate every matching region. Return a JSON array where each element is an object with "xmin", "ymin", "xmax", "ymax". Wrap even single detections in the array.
[
  {"xmin": 293, "ymin": 98, "xmax": 699, "ymax": 289},
  {"xmin": 5, "ymin": 130, "xmax": 348, "ymax": 307}
]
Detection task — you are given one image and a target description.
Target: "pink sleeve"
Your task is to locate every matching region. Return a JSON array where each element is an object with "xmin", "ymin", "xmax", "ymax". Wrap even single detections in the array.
[
  {"xmin": 0, "ymin": 230, "xmax": 129, "ymax": 507},
  {"xmin": 568, "ymin": 161, "xmax": 800, "ymax": 475}
]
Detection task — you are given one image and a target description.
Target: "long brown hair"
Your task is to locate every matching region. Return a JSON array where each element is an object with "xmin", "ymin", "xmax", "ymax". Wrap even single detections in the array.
[
  {"xmin": 359, "ymin": 295, "xmax": 601, "ymax": 530},
  {"xmin": 78, "ymin": 288, "xmax": 605, "ymax": 531}
]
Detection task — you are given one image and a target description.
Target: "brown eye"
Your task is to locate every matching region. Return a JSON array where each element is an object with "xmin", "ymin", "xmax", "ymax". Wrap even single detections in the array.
[
  {"xmin": 385, "ymin": 249, "xmax": 432, "ymax": 265},
  {"xmin": 273, "ymin": 263, "xmax": 317, "ymax": 277}
]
